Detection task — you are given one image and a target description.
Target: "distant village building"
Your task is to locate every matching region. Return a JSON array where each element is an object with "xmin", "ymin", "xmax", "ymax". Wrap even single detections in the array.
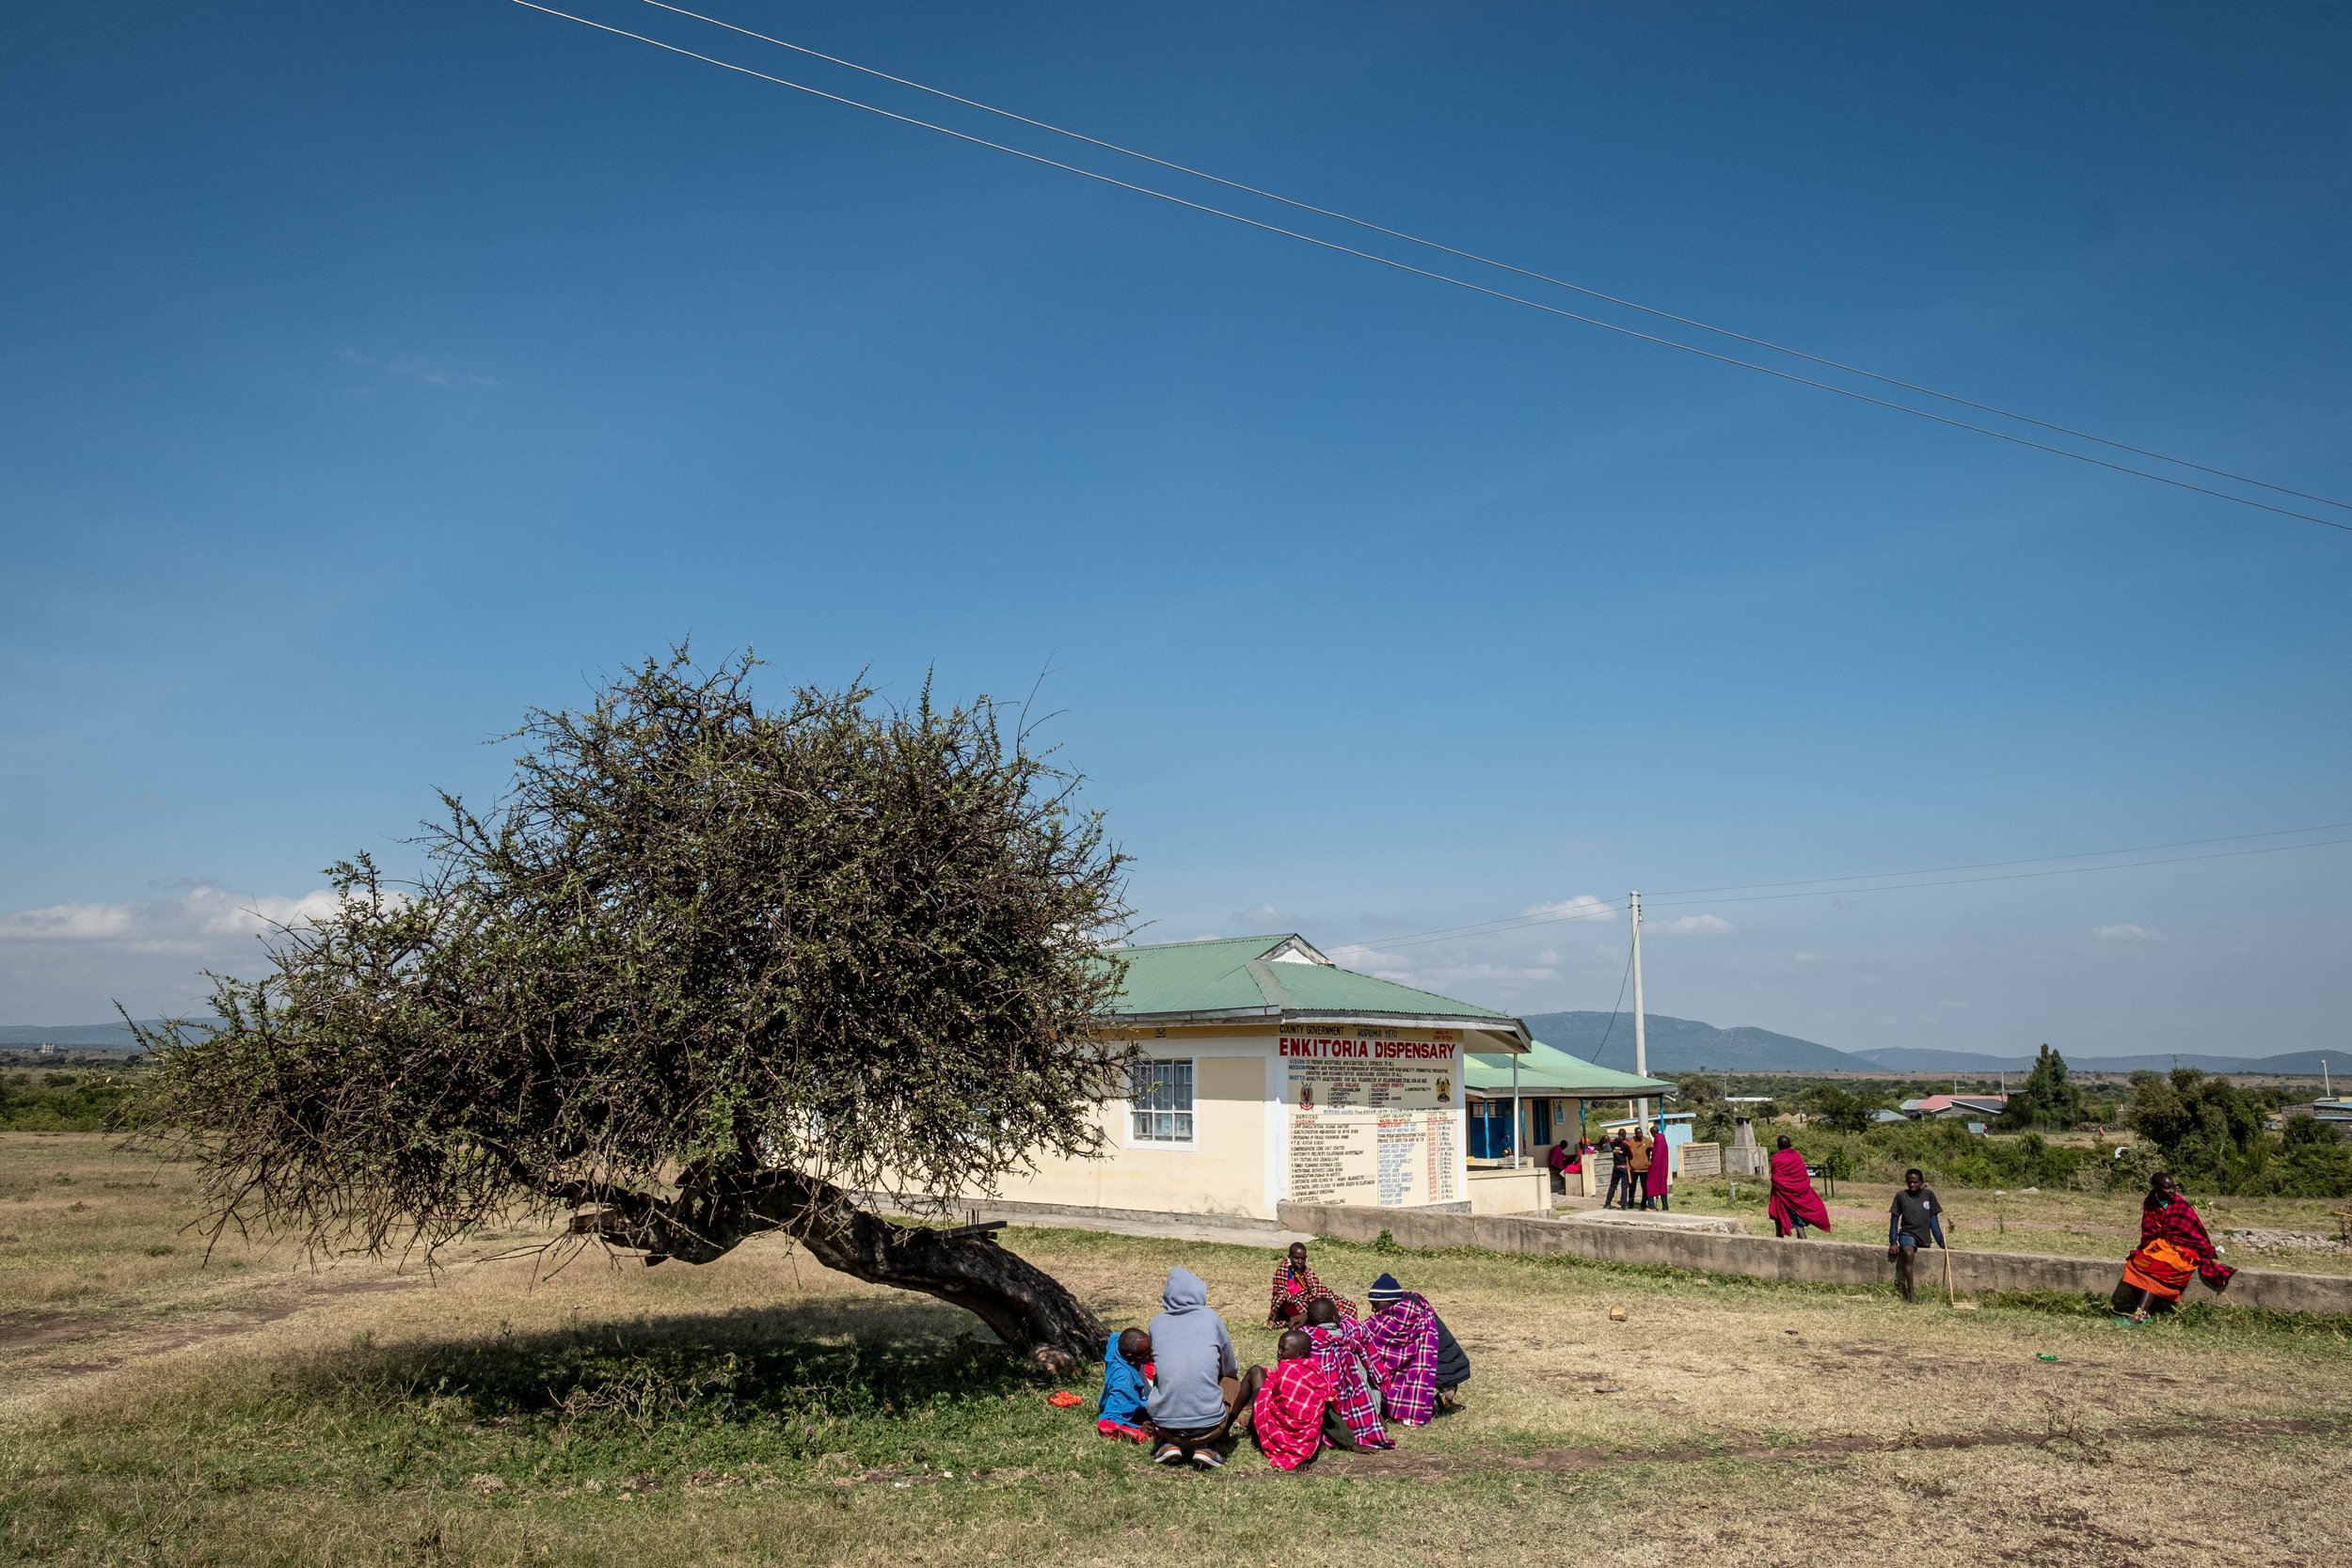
[
  {"xmin": 1899, "ymin": 1093, "xmax": 2009, "ymax": 1121},
  {"xmin": 1463, "ymin": 1038, "xmax": 1671, "ymax": 1166}
]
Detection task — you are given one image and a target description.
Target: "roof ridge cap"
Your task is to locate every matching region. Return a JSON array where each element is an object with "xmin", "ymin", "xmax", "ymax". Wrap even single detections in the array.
[{"xmin": 1112, "ymin": 932, "xmax": 1299, "ymax": 953}]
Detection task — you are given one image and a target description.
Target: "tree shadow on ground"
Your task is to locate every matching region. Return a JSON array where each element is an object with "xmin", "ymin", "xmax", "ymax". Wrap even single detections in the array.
[{"xmin": 300, "ymin": 1299, "xmax": 1056, "ymax": 1432}]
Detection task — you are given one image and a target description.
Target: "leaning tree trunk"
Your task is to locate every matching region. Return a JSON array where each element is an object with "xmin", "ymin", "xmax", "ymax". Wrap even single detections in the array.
[{"xmin": 564, "ymin": 1166, "xmax": 1105, "ymax": 1370}]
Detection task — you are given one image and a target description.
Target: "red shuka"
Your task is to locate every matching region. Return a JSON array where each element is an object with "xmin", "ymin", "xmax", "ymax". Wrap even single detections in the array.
[
  {"xmin": 2122, "ymin": 1194, "xmax": 2234, "ymax": 1300},
  {"xmin": 1252, "ymin": 1357, "xmax": 1334, "ymax": 1471},
  {"xmin": 1767, "ymin": 1147, "xmax": 1833, "ymax": 1234}
]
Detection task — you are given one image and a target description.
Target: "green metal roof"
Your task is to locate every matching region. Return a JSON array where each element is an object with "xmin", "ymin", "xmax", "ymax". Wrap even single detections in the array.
[
  {"xmin": 1104, "ymin": 934, "xmax": 1528, "ymax": 1047},
  {"xmin": 1463, "ymin": 1037, "xmax": 1673, "ymax": 1098}
]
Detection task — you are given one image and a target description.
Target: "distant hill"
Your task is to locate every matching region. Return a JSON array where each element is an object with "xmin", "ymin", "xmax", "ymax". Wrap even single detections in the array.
[
  {"xmin": 1860, "ymin": 1046, "xmax": 2345, "ymax": 1078},
  {"xmin": 1521, "ymin": 1011, "xmax": 1879, "ymax": 1073}
]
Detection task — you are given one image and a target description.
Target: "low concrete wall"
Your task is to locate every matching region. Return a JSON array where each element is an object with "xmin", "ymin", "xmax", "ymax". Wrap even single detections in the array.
[
  {"xmin": 1278, "ymin": 1200, "xmax": 2352, "ymax": 1315},
  {"xmin": 1466, "ymin": 1167, "xmax": 1550, "ymax": 1215},
  {"xmin": 941, "ymin": 1196, "xmax": 1289, "ymax": 1234}
]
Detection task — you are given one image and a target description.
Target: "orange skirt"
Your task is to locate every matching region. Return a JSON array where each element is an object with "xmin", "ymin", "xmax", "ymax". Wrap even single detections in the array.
[{"xmin": 2122, "ymin": 1237, "xmax": 2198, "ymax": 1301}]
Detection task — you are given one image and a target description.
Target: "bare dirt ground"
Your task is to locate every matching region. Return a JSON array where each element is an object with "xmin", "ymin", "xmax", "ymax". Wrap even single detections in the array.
[{"xmin": 5, "ymin": 1132, "xmax": 2350, "ymax": 1567}]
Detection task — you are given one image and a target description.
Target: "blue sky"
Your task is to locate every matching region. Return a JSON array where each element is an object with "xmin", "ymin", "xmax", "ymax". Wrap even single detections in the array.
[{"xmin": 3, "ymin": 2, "xmax": 2347, "ymax": 1055}]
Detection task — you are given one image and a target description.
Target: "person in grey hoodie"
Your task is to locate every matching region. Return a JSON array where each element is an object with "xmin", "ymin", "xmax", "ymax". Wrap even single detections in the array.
[{"xmin": 1145, "ymin": 1265, "xmax": 1262, "ymax": 1468}]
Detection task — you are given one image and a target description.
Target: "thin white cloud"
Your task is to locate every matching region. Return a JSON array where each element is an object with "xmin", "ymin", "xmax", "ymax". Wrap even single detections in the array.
[
  {"xmin": 1793, "ymin": 951, "xmax": 1820, "ymax": 964},
  {"xmin": 0, "ymin": 885, "xmax": 342, "ymax": 956},
  {"xmin": 1650, "ymin": 914, "xmax": 1735, "ymax": 937},
  {"xmin": 1521, "ymin": 895, "xmax": 1616, "ymax": 925},
  {"xmin": 2092, "ymin": 924, "xmax": 2168, "ymax": 943},
  {"xmin": 1232, "ymin": 903, "xmax": 1279, "ymax": 927},
  {"xmin": 1325, "ymin": 942, "xmax": 1556, "ymax": 990},
  {"xmin": 1326, "ymin": 942, "xmax": 1418, "ymax": 983}
]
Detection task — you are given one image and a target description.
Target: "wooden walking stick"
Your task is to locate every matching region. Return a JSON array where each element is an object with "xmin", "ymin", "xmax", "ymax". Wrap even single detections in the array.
[{"xmin": 1943, "ymin": 1238, "xmax": 1955, "ymax": 1307}]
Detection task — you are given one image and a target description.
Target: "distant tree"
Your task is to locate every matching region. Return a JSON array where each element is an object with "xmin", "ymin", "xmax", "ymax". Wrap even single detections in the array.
[
  {"xmin": 135, "ymin": 652, "xmax": 1131, "ymax": 1368},
  {"xmin": 1801, "ymin": 1085, "xmax": 1872, "ymax": 1133},
  {"xmin": 1996, "ymin": 1044, "xmax": 2089, "ymax": 1131},
  {"xmin": 2250, "ymin": 1115, "xmax": 2352, "ymax": 1197},
  {"xmin": 2124, "ymin": 1069, "xmax": 2266, "ymax": 1188}
]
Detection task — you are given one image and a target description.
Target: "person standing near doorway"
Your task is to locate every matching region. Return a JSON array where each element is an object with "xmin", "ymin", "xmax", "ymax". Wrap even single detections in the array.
[
  {"xmin": 1603, "ymin": 1128, "xmax": 1634, "ymax": 1209},
  {"xmin": 1624, "ymin": 1126, "xmax": 1653, "ymax": 1210},
  {"xmin": 1641, "ymin": 1119, "xmax": 1673, "ymax": 1212}
]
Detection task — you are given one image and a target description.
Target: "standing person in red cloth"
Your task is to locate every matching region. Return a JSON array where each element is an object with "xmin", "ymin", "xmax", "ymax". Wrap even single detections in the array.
[
  {"xmin": 1641, "ymin": 1119, "xmax": 1674, "ymax": 1212},
  {"xmin": 1768, "ymin": 1135, "xmax": 1833, "ymax": 1238},
  {"xmin": 1266, "ymin": 1241, "xmax": 1356, "ymax": 1329},
  {"xmin": 2112, "ymin": 1173, "xmax": 2234, "ymax": 1323},
  {"xmin": 1250, "ymin": 1330, "xmax": 1348, "ymax": 1470}
]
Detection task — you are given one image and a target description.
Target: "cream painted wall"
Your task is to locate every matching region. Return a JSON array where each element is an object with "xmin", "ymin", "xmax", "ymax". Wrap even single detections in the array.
[{"xmin": 983, "ymin": 1038, "xmax": 1279, "ymax": 1220}]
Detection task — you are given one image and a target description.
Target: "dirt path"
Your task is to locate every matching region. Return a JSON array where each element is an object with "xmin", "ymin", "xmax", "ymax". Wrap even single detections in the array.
[{"xmin": 1, "ymin": 1275, "xmax": 423, "ymax": 1399}]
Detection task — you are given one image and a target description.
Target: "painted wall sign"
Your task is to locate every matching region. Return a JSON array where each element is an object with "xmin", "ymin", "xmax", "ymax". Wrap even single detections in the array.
[{"xmin": 1280, "ymin": 1035, "xmax": 1461, "ymax": 1208}]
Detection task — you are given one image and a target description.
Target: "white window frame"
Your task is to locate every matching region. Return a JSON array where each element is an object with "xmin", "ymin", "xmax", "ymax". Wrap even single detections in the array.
[{"xmin": 1126, "ymin": 1057, "xmax": 1197, "ymax": 1148}]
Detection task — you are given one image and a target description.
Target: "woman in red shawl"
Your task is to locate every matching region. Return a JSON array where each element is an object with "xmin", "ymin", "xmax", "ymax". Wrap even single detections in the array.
[
  {"xmin": 1642, "ymin": 1120, "xmax": 1673, "ymax": 1212},
  {"xmin": 2112, "ymin": 1173, "xmax": 2233, "ymax": 1323},
  {"xmin": 1767, "ymin": 1134, "xmax": 1832, "ymax": 1238},
  {"xmin": 1267, "ymin": 1241, "xmax": 1356, "ymax": 1329}
]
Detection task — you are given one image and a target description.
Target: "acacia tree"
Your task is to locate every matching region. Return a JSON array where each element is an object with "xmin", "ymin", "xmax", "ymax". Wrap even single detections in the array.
[{"xmin": 134, "ymin": 652, "xmax": 1132, "ymax": 1367}]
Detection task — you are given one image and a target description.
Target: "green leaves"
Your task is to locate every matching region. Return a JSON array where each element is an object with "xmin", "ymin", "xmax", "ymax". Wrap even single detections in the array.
[{"xmin": 135, "ymin": 648, "xmax": 1134, "ymax": 1266}]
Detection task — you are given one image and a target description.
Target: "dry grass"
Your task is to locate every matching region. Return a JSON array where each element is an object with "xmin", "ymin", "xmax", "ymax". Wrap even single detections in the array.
[{"xmin": 5, "ymin": 1133, "xmax": 2350, "ymax": 1567}]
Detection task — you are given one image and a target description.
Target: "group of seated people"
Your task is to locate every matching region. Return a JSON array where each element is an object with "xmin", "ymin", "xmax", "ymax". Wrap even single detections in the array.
[{"xmin": 1094, "ymin": 1242, "xmax": 1470, "ymax": 1472}]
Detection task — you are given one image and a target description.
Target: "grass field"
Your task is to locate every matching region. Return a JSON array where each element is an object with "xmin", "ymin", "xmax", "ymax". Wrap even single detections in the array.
[
  {"xmin": 1655, "ymin": 1176, "xmax": 2352, "ymax": 1274},
  {"xmin": 6, "ymin": 1132, "xmax": 2351, "ymax": 1567}
]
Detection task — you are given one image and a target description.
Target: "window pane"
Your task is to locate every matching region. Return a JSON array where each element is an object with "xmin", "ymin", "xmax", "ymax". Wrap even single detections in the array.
[{"xmin": 1129, "ymin": 1060, "xmax": 1195, "ymax": 1141}]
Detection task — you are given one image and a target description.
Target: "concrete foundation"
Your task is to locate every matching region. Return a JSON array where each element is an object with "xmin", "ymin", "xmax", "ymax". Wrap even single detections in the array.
[{"xmin": 1279, "ymin": 1200, "xmax": 2352, "ymax": 1315}]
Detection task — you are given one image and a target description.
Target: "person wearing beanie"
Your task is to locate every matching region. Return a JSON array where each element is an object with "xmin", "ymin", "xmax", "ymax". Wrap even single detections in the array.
[{"xmin": 1358, "ymin": 1272, "xmax": 1466, "ymax": 1424}]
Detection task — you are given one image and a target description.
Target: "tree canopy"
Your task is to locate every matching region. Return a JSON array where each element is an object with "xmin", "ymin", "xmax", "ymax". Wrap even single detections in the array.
[
  {"xmin": 135, "ymin": 652, "xmax": 1132, "ymax": 1364},
  {"xmin": 1995, "ymin": 1044, "xmax": 2088, "ymax": 1131}
]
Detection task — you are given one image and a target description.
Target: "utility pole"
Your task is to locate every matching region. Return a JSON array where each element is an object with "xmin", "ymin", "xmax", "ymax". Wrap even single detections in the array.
[
  {"xmin": 1511, "ymin": 1050, "xmax": 1523, "ymax": 1170},
  {"xmin": 1631, "ymin": 891, "xmax": 1649, "ymax": 1121}
]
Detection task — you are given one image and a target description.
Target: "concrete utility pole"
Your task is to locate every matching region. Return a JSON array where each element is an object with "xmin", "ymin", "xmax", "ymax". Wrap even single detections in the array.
[
  {"xmin": 1631, "ymin": 891, "xmax": 1649, "ymax": 1120},
  {"xmin": 1511, "ymin": 1051, "xmax": 1523, "ymax": 1170}
]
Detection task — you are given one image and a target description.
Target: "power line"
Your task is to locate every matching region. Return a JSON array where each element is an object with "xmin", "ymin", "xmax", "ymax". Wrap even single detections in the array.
[
  {"xmin": 506, "ymin": 1, "xmax": 2352, "ymax": 536},
  {"xmin": 1348, "ymin": 831, "xmax": 2352, "ymax": 951},
  {"xmin": 1564, "ymin": 927, "xmax": 1637, "ymax": 1066},
  {"xmin": 634, "ymin": 0, "xmax": 2352, "ymax": 518}
]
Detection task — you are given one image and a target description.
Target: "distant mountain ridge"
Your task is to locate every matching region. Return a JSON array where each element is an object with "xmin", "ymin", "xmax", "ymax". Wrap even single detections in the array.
[
  {"xmin": 1520, "ymin": 1011, "xmax": 1878, "ymax": 1073},
  {"xmin": 1859, "ymin": 1046, "xmax": 2347, "ymax": 1077},
  {"xmin": 1518, "ymin": 1012, "xmax": 2344, "ymax": 1079}
]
